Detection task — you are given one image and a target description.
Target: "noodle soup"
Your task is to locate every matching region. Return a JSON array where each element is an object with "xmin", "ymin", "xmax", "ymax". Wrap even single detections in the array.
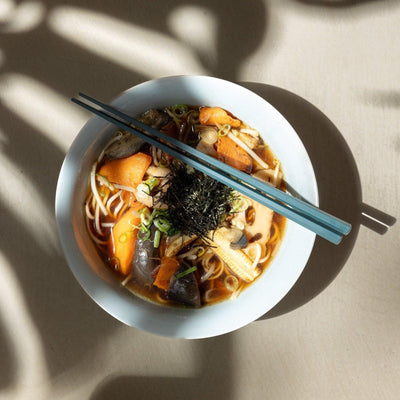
[{"xmin": 85, "ymin": 104, "xmax": 286, "ymax": 308}]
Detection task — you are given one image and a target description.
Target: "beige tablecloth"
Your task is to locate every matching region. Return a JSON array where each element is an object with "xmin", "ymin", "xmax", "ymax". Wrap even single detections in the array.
[{"xmin": 0, "ymin": 1, "xmax": 398, "ymax": 399}]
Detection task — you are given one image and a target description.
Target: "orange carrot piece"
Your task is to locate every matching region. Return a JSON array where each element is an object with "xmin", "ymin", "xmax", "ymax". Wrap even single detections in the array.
[
  {"xmin": 109, "ymin": 202, "xmax": 146, "ymax": 275},
  {"xmin": 153, "ymin": 257, "xmax": 180, "ymax": 290},
  {"xmin": 99, "ymin": 152, "xmax": 152, "ymax": 188},
  {"xmin": 199, "ymin": 107, "xmax": 241, "ymax": 128},
  {"xmin": 217, "ymin": 135, "xmax": 253, "ymax": 173}
]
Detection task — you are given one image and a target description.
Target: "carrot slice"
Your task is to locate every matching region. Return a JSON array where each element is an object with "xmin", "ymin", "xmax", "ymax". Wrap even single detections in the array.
[
  {"xmin": 153, "ymin": 257, "xmax": 180, "ymax": 290},
  {"xmin": 199, "ymin": 107, "xmax": 241, "ymax": 128},
  {"xmin": 109, "ymin": 202, "xmax": 146, "ymax": 275},
  {"xmin": 217, "ymin": 135, "xmax": 252, "ymax": 173},
  {"xmin": 99, "ymin": 152, "xmax": 152, "ymax": 188}
]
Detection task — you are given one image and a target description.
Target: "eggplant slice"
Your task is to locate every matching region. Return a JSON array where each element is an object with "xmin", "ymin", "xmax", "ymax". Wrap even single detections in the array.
[
  {"xmin": 131, "ymin": 225, "xmax": 159, "ymax": 286},
  {"xmin": 167, "ymin": 262, "xmax": 201, "ymax": 308}
]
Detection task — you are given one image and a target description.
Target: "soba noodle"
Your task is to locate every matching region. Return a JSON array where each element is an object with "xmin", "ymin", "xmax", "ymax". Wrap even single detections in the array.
[{"xmin": 84, "ymin": 105, "xmax": 286, "ymax": 308}]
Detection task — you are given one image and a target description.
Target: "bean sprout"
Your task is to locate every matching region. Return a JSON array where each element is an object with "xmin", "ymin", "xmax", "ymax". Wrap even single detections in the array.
[
  {"xmin": 227, "ymin": 132, "xmax": 270, "ymax": 170},
  {"xmin": 113, "ymin": 198, "xmax": 125, "ymax": 217},
  {"xmin": 121, "ymin": 274, "xmax": 132, "ymax": 286},
  {"xmin": 85, "ymin": 215, "xmax": 107, "ymax": 245},
  {"xmin": 90, "ymin": 162, "xmax": 108, "ymax": 216},
  {"xmin": 201, "ymin": 264, "xmax": 215, "ymax": 284},
  {"xmin": 101, "ymin": 222, "xmax": 115, "ymax": 228},
  {"xmin": 94, "ymin": 203, "xmax": 104, "ymax": 236},
  {"xmin": 178, "ymin": 246, "xmax": 205, "ymax": 260},
  {"xmin": 113, "ymin": 184, "xmax": 137, "ymax": 194},
  {"xmin": 106, "ymin": 190, "xmax": 122, "ymax": 214}
]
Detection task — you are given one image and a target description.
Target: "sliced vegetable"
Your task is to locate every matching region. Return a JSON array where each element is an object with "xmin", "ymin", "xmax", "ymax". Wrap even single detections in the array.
[
  {"xmin": 209, "ymin": 228, "xmax": 259, "ymax": 282},
  {"xmin": 164, "ymin": 234, "xmax": 197, "ymax": 257},
  {"xmin": 198, "ymin": 126, "xmax": 218, "ymax": 145},
  {"xmin": 228, "ymin": 132, "xmax": 269, "ymax": 170},
  {"xmin": 137, "ymin": 108, "xmax": 170, "ymax": 129},
  {"xmin": 141, "ymin": 177, "xmax": 159, "ymax": 194},
  {"xmin": 131, "ymin": 224, "xmax": 159, "ymax": 285},
  {"xmin": 196, "ymin": 140, "xmax": 217, "ymax": 157},
  {"xmin": 176, "ymin": 265, "xmax": 197, "ymax": 279},
  {"xmin": 217, "ymin": 124, "xmax": 231, "ymax": 137},
  {"xmin": 217, "ymin": 135, "xmax": 252, "ymax": 173},
  {"xmin": 109, "ymin": 202, "xmax": 146, "ymax": 275},
  {"xmin": 103, "ymin": 130, "xmax": 144, "ymax": 161},
  {"xmin": 98, "ymin": 152, "xmax": 152, "ymax": 188},
  {"xmin": 199, "ymin": 107, "xmax": 241, "ymax": 128},
  {"xmin": 153, "ymin": 257, "xmax": 180, "ymax": 290},
  {"xmin": 243, "ymin": 199, "xmax": 274, "ymax": 245},
  {"xmin": 153, "ymin": 229, "xmax": 161, "ymax": 248},
  {"xmin": 167, "ymin": 262, "xmax": 201, "ymax": 307}
]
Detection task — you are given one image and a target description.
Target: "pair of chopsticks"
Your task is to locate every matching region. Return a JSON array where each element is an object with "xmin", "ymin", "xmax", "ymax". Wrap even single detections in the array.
[{"xmin": 72, "ymin": 93, "xmax": 351, "ymax": 244}]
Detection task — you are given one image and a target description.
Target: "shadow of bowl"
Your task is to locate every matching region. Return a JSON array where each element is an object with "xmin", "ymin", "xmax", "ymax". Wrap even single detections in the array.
[{"xmin": 240, "ymin": 83, "xmax": 362, "ymax": 318}]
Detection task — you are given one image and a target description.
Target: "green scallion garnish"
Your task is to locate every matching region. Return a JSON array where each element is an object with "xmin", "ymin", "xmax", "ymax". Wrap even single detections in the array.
[
  {"xmin": 153, "ymin": 229, "xmax": 161, "ymax": 248},
  {"xmin": 142, "ymin": 177, "xmax": 159, "ymax": 194},
  {"xmin": 154, "ymin": 217, "xmax": 172, "ymax": 233},
  {"xmin": 140, "ymin": 207, "xmax": 152, "ymax": 226},
  {"xmin": 176, "ymin": 266, "xmax": 197, "ymax": 279},
  {"xmin": 171, "ymin": 104, "xmax": 188, "ymax": 116},
  {"xmin": 217, "ymin": 124, "xmax": 231, "ymax": 137}
]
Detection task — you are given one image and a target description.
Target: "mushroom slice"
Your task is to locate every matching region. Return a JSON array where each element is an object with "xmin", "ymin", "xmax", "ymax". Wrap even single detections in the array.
[{"xmin": 164, "ymin": 234, "xmax": 197, "ymax": 257}]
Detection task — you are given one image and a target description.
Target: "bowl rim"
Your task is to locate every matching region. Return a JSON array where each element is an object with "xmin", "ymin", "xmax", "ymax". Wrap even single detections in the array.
[{"xmin": 56, "ymin": 75, "xmax": 318, "ymax": 338}]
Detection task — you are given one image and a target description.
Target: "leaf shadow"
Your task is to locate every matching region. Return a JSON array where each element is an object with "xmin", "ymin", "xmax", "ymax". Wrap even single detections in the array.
[{"xmin": 0, "ymin": 0, "xmax": 268, "ymax": 391}]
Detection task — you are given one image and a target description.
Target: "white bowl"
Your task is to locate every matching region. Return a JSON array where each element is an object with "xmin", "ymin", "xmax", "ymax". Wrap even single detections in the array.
[{"xmin": 55, "ymin": 76, "xmax": 318, "ymax": 338}]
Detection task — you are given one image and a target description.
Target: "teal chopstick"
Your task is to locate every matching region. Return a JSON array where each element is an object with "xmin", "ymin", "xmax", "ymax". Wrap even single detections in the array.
[{"xmin": 72, "ymin": 94, "xmax": 351, "ymax": 244}]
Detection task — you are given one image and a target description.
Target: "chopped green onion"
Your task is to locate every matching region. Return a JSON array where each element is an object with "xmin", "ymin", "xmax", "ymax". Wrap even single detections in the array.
[
  {"xmin": 158, "ymin": 158, "xmax": 170, "ymax": 168},
  {"xmin": 153, "ymin": 229, "xmax": 161, "ymax": 248},
  {"xmin": 140, "ymin": 207, "xmax": 152, "ymax": 225},
  {"xmin": 218, "ymin": 124, "xmax": 231, "ymax": 137},
  {"xmin": 96, "ymin": 173, "xmax": 114, "ymax": 190},
  {"xmin": 187, "ymin": 110, "xmax": 200, "ymax": 124},
  {"xmin": 138, "ymin": 228, "xmax": 151, "ymax": 241},
  {"xmin": 172, "ymin": 104, "xmax": 188, "ymax": 116},
  {"xmin": 231, "ymin": 196, "xmax": 250, "ymax": 212},
  {"xmin": 154, "ymin": 217, "xmax": 172, "ymax": 233},
  {"xmin": 142, "ymin": 177, "xmax": 159, "ymax": 194},
  {"xmin": 176, "ymin": 265, "xmax": 197, "ymax": 279}
]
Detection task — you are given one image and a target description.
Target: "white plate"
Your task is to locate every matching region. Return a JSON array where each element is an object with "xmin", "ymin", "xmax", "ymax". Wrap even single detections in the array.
[{"xmin": 55, "ymin": 75, "xmax": 318, "ymax": 338}]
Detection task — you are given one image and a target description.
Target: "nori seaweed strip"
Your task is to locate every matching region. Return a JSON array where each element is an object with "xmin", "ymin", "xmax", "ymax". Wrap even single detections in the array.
[{"xmin": 157, "ymin": 162, "xmax": 237, "ymax": 239}]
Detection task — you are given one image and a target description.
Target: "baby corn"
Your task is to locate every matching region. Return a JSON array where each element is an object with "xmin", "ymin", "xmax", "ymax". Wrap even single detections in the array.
[{"xmin": 209, "ymin": 229, "xmax": 259, "ymax": 283}]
